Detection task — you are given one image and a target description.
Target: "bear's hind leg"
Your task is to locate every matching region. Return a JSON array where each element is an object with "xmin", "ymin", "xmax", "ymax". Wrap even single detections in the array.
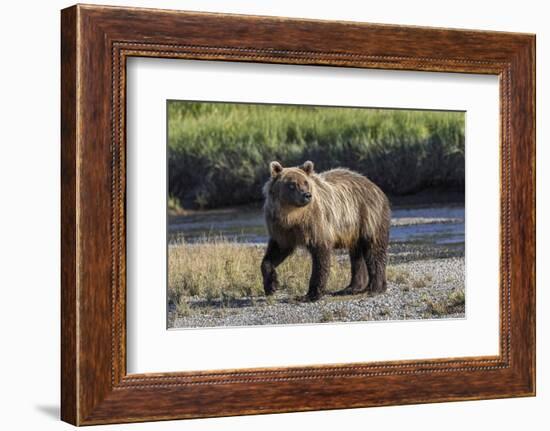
[
  {"xmin": 333, "ymin": 244, "xmax": 368, "ymax": 296},
  {"xmin": 365, "ymin": 241, "xmax": 388, "ymax": 294}
]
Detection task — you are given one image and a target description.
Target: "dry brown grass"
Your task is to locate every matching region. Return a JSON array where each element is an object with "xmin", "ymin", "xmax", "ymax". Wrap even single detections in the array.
[
  {"xmin": 168, "ymin": 237, "xmax": 353, "ymax": 309},
  {"xmin": 386, "ymin": 267, "xmax": 434, "ymax": 289},
  {"xmin": 386, "ymin": 267, "xmax": 409, "ymax": 284},
  {"xmin": 168, "ymin": 237, "xmax": 451, "ymax": 317},
  {"xmin": 425, "ymin": 288, "xmax": 465, "ymax": 317},
  {"xmin": 411, "ymin": 273, "xmax": 433, "ymax": 288}
]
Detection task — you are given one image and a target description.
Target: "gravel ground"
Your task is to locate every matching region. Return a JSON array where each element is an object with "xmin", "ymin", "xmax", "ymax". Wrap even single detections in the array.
[{"xmin": 169, "ymin": 256, "xmax": 465, "ymax": 328}]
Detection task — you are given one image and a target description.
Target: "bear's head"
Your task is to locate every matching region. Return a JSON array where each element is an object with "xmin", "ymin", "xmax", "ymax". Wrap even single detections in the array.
[{"xmin": 267, "ymin": 160, "xmax": 314, "ymax": 207}]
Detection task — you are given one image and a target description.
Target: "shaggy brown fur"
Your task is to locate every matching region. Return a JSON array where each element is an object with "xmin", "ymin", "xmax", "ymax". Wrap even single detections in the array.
[{"xmin": 261, "ymin": 160, "xmax": 391, "ymax": 301}]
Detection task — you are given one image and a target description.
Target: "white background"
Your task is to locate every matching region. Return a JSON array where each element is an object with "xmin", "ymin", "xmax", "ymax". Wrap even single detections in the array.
[
  {"xmin": 0, "ymin": 0, "xmax": 547, "ymax": 430},
  {"xmin": 127, "ymin": 59, "xmax": 499, "ymax": 373}
]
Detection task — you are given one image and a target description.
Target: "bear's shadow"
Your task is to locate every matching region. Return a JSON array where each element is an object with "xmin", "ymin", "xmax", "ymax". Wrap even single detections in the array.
[{"xmin": 188, "ymin": 295, "xmax": 317, "ymax": 310}]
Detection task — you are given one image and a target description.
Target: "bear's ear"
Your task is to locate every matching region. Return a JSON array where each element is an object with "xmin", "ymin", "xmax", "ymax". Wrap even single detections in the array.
[
  {"xmin": 301, "ymin": 160, "xmax": 314, "ymax": 175},
  {"xmin": 270, "ymin": 161, "xmax": 283, "ymax": 178}
]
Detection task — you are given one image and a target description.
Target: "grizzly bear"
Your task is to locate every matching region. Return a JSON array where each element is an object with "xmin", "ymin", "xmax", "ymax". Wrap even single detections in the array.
[{"xmin": 261, "ymin": 160, "xmax": 391, "ymax": 301}]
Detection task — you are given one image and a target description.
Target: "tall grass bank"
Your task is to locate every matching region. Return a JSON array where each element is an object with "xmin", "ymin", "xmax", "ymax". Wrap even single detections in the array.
[{"xmin": 168, "ymin": 102, "xmax": 465, "ymax": 210}]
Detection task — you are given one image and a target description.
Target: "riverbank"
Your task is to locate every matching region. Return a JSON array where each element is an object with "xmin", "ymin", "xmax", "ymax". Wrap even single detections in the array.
[
  {"xmin": 168, "ymin": 202, "xmax": 465, "ymax": 246},
  {"xmin": 169, "ymin": 256, "xmax": 465, "ymax": 328},
  {"xmin": 167, "ymin": 202, "xmax": 465, "ymax": 329}
]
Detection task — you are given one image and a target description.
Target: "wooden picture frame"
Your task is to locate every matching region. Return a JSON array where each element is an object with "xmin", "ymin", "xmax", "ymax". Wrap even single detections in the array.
[{"xmin": 61, "ymin": 4, "xmax": 535, "ymax": 425}]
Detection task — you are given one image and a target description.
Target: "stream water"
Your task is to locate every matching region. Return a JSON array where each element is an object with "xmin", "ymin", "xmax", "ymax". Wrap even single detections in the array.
[{"xmin": 168, "ymin": 204, "xmax": 465, "ymax": 248}]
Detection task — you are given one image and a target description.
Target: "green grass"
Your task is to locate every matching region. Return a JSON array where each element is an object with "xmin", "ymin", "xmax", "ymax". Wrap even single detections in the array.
[{"xmin": 168, "ymin": 101, "xmax": 465, "ymax": 209}]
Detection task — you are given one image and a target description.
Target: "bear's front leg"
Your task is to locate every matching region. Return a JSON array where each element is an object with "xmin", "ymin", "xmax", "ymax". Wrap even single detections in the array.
[
  {"xmin": 306, "ymin": 246, "xmax": 331, "ymax": 301},
  {"xmin": 261, "ymin": 239, "xmax": 294, "ymax": 296}
]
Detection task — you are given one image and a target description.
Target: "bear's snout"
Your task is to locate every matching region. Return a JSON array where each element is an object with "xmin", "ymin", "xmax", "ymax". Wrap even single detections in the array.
[{"xmin": 301, "ymin": 192, "xmax": 312, "ymax": 204}]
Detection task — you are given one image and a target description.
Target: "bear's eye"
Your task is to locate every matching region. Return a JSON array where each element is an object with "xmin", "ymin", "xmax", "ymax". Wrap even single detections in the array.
[{"xmin": 288, "ymin": 183, "xmax": 296, "ymax": 190}]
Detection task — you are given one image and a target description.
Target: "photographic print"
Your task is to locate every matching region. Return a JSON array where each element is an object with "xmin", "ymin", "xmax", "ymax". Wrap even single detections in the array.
[
  {"xmin": 61, "ymin": 6, "xmax": 536, "ymax": 423},
  {"xmin": 167, "ymin": 101, "xmax": 465, "ymax": 329}
]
